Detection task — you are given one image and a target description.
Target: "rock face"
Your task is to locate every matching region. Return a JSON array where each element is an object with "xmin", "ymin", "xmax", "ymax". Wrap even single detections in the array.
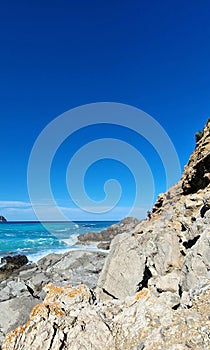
[
  {"xmin": 182, "ymin": 119, "xmax": 210, "ymax": 194},
  {"xmin": 1, "ymin": 120, "xmax": 210, "ymax": 349},
  {"xmin": 2, "ymin": 284, "xmax": 210, "ymax": 350},
  {"xmin": 97, "ymin": 120, "xmax": 210, "ymax": 304}
]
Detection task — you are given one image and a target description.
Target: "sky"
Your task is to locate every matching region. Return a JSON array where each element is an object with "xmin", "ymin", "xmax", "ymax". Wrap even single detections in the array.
[{"xmin": 0, "ymin": 0, "xmax": 210, "ymax": 221}]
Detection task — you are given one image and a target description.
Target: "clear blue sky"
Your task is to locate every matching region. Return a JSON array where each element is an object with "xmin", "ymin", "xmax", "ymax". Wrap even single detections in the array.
[{"xmin": 0, "ymin": 0, "xmax": 210, "ymax": 221}]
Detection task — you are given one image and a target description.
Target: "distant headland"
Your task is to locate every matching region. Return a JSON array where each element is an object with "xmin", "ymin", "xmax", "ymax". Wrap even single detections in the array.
[{"xmin": 0, "ymin": 216, "xmax": 7, "ymax": 222}]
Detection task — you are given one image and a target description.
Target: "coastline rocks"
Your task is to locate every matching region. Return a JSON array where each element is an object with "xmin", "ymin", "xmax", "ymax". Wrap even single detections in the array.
[
  {"xmin": 0, "ymin": 255, "xmax": 28, "ymax": 279},
  {"xmin": 96, "ymin": 191, "xmax": 210, "ymax": 304},
  {"xmin": 77, "ymin": 217, "xmax": 140, "ymax": 247},
  {"xmin": 0, "ymin": 250, "xmax": 107, "ymax": 344},
  {"xmin": 97, "ymin": 241, "xmax": 110, "ymax": 250},
  {"xmin": 1, "ymin": 120, "xmax": 210, "ymax": 349},
  {"xmin": 96, "ymin": 120, "xmax": 210, "ymax": 304}
]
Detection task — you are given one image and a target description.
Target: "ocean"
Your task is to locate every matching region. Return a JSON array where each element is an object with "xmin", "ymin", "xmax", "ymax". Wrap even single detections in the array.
[{"xmin": 0, "ymin": 221, "xmax": 117, "ymax": 263}]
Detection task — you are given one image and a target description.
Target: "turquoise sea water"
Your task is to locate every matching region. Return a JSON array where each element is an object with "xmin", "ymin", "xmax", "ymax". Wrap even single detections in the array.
[{"xmin": 0, "ymin": 221, "xmax": 117, "ymax": 262}]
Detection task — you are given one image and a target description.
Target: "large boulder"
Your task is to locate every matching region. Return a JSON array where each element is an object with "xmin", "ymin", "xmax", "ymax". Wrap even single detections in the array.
[
  {"xmin": 180, "ymin": 228, "xmax": 210, "ymax": 293},
  {"xmin": 97, "ymin": 233, "xmax": 146, "ymax": 299},
  {"xmin": 97, "ymin": 228, "xmax": 182, "ymax": 301}
]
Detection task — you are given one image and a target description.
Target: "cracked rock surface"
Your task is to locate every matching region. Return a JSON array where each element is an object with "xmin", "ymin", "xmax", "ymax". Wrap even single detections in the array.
[
  {"xmin": 2, "ymin": 284, "xmax": 210, "ymax": 350},
  {"xmin": 0, "ymin": 250, "xmax": 107, "ymax": 344}
]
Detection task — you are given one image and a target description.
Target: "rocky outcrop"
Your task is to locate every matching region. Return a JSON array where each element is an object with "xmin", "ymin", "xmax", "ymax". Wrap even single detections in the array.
[
  {"xmin": 180, "ymin": 225, "xmax": 210, "ymax": 294},
  {"xmin": 2, "ymin": 283, "xmax": 210, "ymax": 350},
  {"xmin": 77, "ymin": 217, "xmax": 140, "ymax": 249},
  {"xmin": 0, "ymin": 255, "xmax": 28, "ymax": 279},
  {"xmin": 0, "ymin": 250, "xmax": 107, "ymax": 344},
  {"xmin": 96, "ymin": 121, "xmax": 210, "ymax": 304},
  {"xmin": 182, "ymin": 119, "xmax": 210, "ymax": 194},
  {"xmin": 97, "ymin": 203, "xmax": 210, "ymax": 304}
]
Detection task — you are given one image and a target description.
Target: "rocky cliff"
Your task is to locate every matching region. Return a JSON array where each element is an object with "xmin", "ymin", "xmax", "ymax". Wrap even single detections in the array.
[
  {"xmin": 97, "ymin": 119, "xmax": 210, "ymax": 303},
  {"xmin": 2, "ymin": 120, "xmax": 210, "ymax": 350}
]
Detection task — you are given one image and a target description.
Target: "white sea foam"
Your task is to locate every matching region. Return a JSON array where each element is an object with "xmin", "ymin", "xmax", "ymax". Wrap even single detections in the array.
[
  {"xmin": 61, "ymin": 233, "xmax": 79, "ymax": 246},
  {"xmin": 54, "ymin": 228, "xmax": 71, "ymax": 233}
]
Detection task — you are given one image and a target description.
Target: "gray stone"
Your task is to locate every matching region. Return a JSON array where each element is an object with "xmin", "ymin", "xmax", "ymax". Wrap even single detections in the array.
[
  {"xmin": 0, "ymin": 250, "xmax": 107, "ymax": 346},
  {"xmin": 180, "ymin": 229, "xmax": 210, "ymax": 292},
  {"xmin": 97, "ymin": 233, "xmax": 146, "ymax": 299},
  {"xmin": 0, "ymin": 295, "xmax": 39, "ymax": 343}
]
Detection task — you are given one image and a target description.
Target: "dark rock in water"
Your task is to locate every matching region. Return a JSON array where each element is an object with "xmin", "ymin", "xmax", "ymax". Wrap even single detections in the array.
[
  {"xmin": 0, "ymin": 255, "xmax": 28, "ymax": 279},
  {"xmin": 1, "ymin": 255, "xmax": 28, "ymax": 267},
  {"xmin": 0, "ymin": 216, "xmax": 7, "ymax": 222}
]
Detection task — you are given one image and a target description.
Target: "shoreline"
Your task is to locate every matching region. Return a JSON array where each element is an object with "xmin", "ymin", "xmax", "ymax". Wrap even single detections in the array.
[
  {"xmin": 0, "ymin": 220, "xmax": 120, "ymax": 264},
  {"xmin": 0, "ymin": 218, "xmax": 138, "ymax": 264},
  {"xmin": 0, "ymin": 243, "xmax": 107, "ymax": 265}
]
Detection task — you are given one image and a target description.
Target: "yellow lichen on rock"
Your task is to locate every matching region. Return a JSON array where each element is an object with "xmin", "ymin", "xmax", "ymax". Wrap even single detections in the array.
[
  {"xmin": 2, "ymin": 324, "xmax": 27, "ymax": 350},
  {"xmin": 43, "ymin": 283, "xmax": 91, "ymax": 303},
  {"xmin": 30, "ymin": 303, "xmax": 49, "ymax": 318},
  {"xmin": 135, "ymin": 288, "xmax": 150, "ymax": 301}
]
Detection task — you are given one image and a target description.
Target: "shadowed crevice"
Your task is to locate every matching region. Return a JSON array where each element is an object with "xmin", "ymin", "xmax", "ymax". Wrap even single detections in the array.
[
  {"xmin": 183, "ymin": 235, "xmax": 200, "ymax": 249},
  {"xmin": 102, "ymin": 288, "xmax": 118, "ymax": 300},
  {"xmin": 136, "ymin": 263, "xmax": 152, "ymax": 292}
]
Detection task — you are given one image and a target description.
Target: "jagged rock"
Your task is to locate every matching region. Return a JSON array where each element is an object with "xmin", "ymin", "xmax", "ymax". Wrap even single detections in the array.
[
  {"xmin": 182, "ymin": 120, "xmax": 210, "ymax": 194},
  {"xmin": 0, "ymin": 216, "xmax": 7, "ymax": 222},
  {"xmin": 97, "ymin": 229, "xmax": 182, "ymax": 300},
  {"xmin": 96, "ymin": 120, "xmax": 210, "ymax": 303},
  {"xmin": 2, "ymin": 284, "xmax": 210, "ymax": 350},
  {"xmin": 152, "ymin": 193, "xmax": 165, "ymax": 213},
  {"xmin": 180, "ymin": 229, "xmax": 210, "ymax": 293},
  {"xmin": 0, "ymin": 295, "xmax": 39, "ymax": 345},
  {"xmin": 0, "ymin": 250, "xmax": 107, "ymax": 344},
  {"xmin": 77, "ymin": 217, "xmax": 140, "ymax": 246},
  {"xmin": 150, "ymin": 270, "xmax": 180, "ymax": 294}
]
